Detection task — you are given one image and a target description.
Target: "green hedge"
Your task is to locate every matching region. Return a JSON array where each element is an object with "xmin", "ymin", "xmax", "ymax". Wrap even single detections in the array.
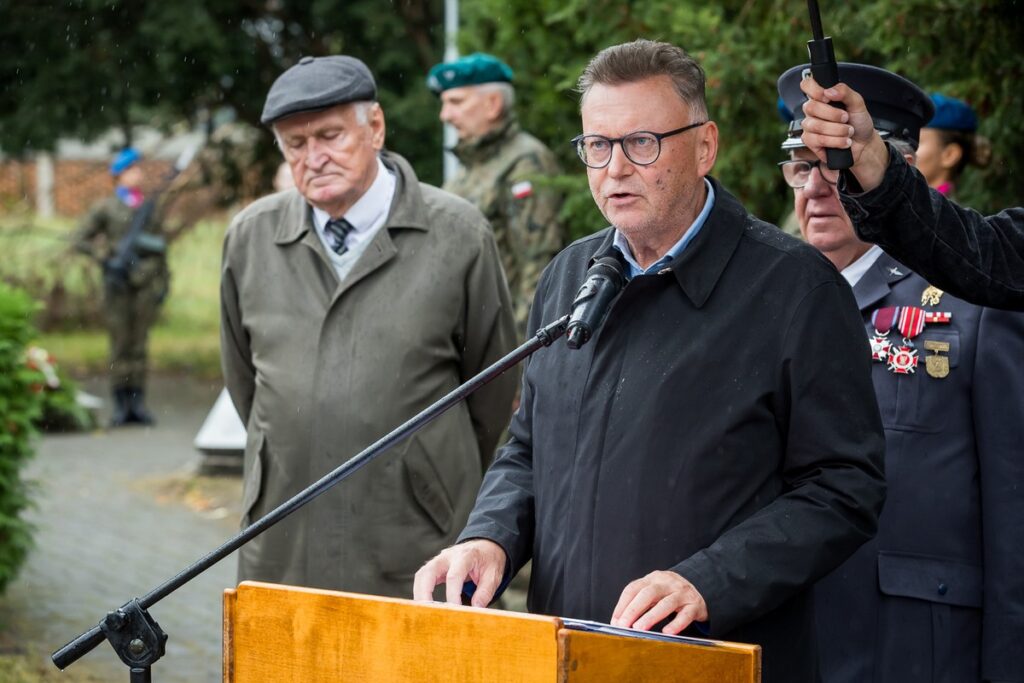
[{"xmin": 0, "ymin": 282, "xmax": 45, "ymax": 593}]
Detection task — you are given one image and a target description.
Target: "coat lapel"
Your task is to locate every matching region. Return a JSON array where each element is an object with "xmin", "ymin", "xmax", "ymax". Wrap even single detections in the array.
[{"xmin": 853, "ymin": 252, "xmax": 912, "ymax": 312}]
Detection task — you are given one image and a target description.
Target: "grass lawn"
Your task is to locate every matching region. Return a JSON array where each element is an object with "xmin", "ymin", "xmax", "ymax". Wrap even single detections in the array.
[{"xmin": 1, "ymin": 211, "xmax": 226, "ymax": 378}]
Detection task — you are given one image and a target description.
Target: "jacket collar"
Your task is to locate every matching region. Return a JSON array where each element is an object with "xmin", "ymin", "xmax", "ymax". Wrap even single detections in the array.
[
  {"xmin": 591, "ymin": 177, "xmax": 743, "ymax": 309},
  {"xmin": 664, "ymin": 176, "xmax": 747, "ymax": 308},
  {"xmin": 451, "ymin": 116, "xmax": 520, "ymax": 165},
  {"xmin": 273, "ymin": 150, "xmax": 429, "ymax": 246},
  {"xmin": 852, "ymin": 251, "xmax": 913, "ymax": 311}
]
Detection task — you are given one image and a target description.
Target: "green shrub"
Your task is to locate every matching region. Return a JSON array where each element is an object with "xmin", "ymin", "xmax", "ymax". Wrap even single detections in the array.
[{"xmin": 0, "ymin": 282, "xmax": 45, "ymax": 593}]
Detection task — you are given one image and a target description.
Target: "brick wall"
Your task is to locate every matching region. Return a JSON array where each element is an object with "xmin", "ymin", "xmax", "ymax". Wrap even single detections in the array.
[{"xmin": 0, "ymin": 158, "xmax": 174, "ymax": 217}]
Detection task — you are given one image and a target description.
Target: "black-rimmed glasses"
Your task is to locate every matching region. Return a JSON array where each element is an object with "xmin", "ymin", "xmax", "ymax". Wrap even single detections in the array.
[
  {"xmin": 571, "ymin": 122, "xmax": 707, "ymax": 168},
  {"xmin": 777, "ymin": 159, "xmax": 840, "ymax": 189}
]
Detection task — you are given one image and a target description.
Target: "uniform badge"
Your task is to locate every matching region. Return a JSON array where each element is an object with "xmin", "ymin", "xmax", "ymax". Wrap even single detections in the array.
[
  {"xmin": 887, "ymin": 345, "xmax": 919, "ymax": 374},
  {"xmin": 921, "ymin": 285, "xmax": 944, "ymax": 307},
  {"xmin": 923, "ymin": 340, "xmax": 951, "ymax": 378},
  {"xmin": 511, "ymin": 180, "xmax": 533, "ymax": 200}
]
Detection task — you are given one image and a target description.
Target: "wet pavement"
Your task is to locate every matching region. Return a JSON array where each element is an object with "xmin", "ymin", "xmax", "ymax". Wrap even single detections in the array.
[{"xmin": 0, "ymin": 375, "xmax": 239, "ymax": 682}]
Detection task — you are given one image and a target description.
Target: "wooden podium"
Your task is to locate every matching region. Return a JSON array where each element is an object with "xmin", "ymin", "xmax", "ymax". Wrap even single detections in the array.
[{"xmin": 224, "ymin": 581, "xmax": 760, "ymax": 682}]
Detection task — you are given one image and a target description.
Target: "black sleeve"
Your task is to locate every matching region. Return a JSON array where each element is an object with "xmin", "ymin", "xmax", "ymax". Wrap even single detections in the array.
[{"xmin": 845, "ymin": 144, "xmax": 1024, "ymax": 311}]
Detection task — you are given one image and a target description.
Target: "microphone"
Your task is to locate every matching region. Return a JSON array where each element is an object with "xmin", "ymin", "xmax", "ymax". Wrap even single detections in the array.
[{"xmin": 566, "ymin": 255, "xmax": 626, "ymax": 350}]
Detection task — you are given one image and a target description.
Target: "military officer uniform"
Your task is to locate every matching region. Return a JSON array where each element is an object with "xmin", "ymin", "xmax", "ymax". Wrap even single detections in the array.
[
  {"xmin": 429, "ymin": 54, "xmax": 565, "ymax": 338},
  {"xmin": 74, "ymin": 148, "xmax": 168, "ymax": 425},
  {"xmin": 779, "ymin": 63, "xmax": 1024, "ymax": 683}
]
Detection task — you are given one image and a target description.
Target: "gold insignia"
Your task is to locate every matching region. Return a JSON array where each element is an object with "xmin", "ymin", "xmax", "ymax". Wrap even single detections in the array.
[
  {"xmin": 923, "ymin": 339, "xmax": 950, "ymax": 378},
  {"xmin": 921, "ymin": 285, "xmax": 944, "ymax": 307}
]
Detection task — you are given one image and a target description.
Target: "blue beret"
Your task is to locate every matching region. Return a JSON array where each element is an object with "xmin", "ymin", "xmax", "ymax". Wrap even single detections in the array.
[
  {"xmin": 427, "ymin": 53, "xmax": 513, "ymax": 94},
  {"xmin": 927, "ymin": 93, "xmax": 977, "ymax": 132},
  {"xmin": 777, "ymin": 62, "xmax": 934, "ymax": 151},
  {"xmin": 261, "ymin": 56, "xmax": 377, "ymax": 126},
  {"xmin": 110, "ymin": 147, "xmax": 141, "ymax": 176}
]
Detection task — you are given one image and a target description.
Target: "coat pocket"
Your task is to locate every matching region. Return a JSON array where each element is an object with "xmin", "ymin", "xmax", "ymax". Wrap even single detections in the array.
[
  {"xmin": 877, "ymin": 551, "xmax": 982, "ymax": 608},
  {"xmin": 240, "ymin": 430, "xmax": 265, "ymax": 527},
  {"xmin": 403, "ymin": 436, "xmax": 455, "ymax": 535}
]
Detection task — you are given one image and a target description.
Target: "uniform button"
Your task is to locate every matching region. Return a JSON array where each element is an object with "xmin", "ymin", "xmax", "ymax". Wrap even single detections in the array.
[
  {"xmin": 937, "ymin": 583, "xmax": 948, "ymax": 596},
  {"xmin": 299, "ymin": 56, "xmax": 315, "ymax": 65}
]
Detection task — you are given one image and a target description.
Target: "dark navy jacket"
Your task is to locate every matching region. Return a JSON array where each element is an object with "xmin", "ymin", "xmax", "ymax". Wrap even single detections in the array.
[
  {"xmin": 459, "ymin": 180, "xmax": 887, "ymax": 683},
  {"xmin": 815, "ymin": 250, "xmax": 1024, "ymax": 683}
]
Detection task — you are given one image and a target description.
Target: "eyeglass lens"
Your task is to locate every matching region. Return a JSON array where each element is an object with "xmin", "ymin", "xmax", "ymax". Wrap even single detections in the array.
[{"xmin": 780, "ymin": 160, "xmax": 840, "ymax": 188}]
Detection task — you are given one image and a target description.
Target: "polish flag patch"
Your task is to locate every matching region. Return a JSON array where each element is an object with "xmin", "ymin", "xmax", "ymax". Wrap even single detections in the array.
[{"xmin": 511, "ymin": 180, "xmax": 533, "ymax": 199}]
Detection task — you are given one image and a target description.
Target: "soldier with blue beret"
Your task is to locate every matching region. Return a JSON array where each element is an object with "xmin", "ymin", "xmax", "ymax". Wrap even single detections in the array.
[
  {"xmin": 780, "ymin": 62, "xmax": 1024, "ymax": 683},
  {"xmin": 74, "ymin": 146, "xmax": 169, "ymax": 426},
  {"xmin": 427, "ymin": 52, "xmax": 565, "ymax": 340}
]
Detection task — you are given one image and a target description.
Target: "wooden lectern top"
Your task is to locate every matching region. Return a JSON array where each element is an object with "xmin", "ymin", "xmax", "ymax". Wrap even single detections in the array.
[{"xmin": 224, "ymin": 581, "xmax": 760, "ymax": 682}]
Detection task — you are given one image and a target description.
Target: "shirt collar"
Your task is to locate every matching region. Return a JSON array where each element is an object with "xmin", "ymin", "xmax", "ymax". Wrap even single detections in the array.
[
  {"xmin": 311, "ymin": 156, "xmax": 394, "ymax": 234},
  {"xmin": 840, "ymin": 244, "xmax": 885, "ymax": 287},
  {"xmin": 612, "ymin": 178, "xmax": 715, "ymax": 278}
]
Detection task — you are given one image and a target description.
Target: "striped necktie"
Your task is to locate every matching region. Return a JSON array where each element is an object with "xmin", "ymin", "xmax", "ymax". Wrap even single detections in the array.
[{"xmin": 325, "ymin": 217, "xmax": 355, "ymax": 255}]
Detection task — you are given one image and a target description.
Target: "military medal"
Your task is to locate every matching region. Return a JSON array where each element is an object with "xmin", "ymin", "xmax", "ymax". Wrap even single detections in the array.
[
  {"xmin": 886, "ymin": 306, "xmax": 927, "ymax": 375},
  {"xmin": 923, "ymin": 339, "xmax": 951, "ymax": 378},
  {"xmin": 869, "ymin": 306, "xmax": 899, "ymax": 362},
  {"xmin": 924, "ymin": 311, "xmax": 951, "ymax": 324},
  {"xmin": 921, "ymin": 285, "xmax": 944, "ymax": 307}
]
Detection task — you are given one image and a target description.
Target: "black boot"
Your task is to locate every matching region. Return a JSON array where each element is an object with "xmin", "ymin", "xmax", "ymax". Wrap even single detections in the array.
[
  {"xmin": 126, "ymin": 387, "xmax": 155, "ymax": 426},
  {"xmin": 109, "ymin": 388, "xmax": 131, "ymax": 427}
]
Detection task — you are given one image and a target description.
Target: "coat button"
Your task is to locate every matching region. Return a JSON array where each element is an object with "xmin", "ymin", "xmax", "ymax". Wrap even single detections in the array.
[{"xmin": 937, "ymin": 583, "xmax": 948, "ymax": 596}]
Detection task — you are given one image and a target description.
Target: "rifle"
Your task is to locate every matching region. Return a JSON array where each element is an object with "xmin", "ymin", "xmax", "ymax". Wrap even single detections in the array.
[{"xmin": 103, "ymin": 144, "xmax": 200, "ymax": 289}]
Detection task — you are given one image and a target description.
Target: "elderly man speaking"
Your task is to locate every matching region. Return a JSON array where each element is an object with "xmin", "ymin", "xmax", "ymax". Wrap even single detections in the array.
[
  {"xmin": 415, "ymin": 39, "xmax": 886, "ymax": 682},
  {"xmin": 221, "ymin": 55, "xmax": 517, "ymax": 598}
]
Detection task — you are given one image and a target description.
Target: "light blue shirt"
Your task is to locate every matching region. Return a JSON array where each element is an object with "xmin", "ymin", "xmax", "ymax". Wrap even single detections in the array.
[{"xmin": 612, "ymin": 178, "xmax": 716, "ymax": 278}]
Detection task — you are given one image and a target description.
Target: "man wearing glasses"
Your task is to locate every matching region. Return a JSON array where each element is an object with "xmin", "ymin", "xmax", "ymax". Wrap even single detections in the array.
[
  {"xmin": 416, "ymin": 40, "xmax": 885, "ymax": 682},
  {"xmin": 221, "ymin": 56, "xmax": 517, "ymax": 598},
  {"xmin": 779, "ymin": 63, "xmax": 1024, "ymax": 683}
]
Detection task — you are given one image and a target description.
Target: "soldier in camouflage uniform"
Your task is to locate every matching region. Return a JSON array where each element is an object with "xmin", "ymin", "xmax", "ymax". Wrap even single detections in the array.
[
  {"xmin": 429, "ymin": 53, "xmax": 565, "ymax": 338},
  {"xmin": 74, "ymin": 148, "xmax": 169, "ymax": 426}
]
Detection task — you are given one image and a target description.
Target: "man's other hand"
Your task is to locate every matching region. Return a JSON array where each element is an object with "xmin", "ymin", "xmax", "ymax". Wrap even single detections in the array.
[
  {"xmin": 611, "ymin": 570, "xmax": 708, "ymax": 635},
  {"xmin": 798, "ymin": 76, "xmax": 889, "ymax": 192},
  {"xmin": 413, "ymin": 539, "xmax": 507, "ymax": 608}
]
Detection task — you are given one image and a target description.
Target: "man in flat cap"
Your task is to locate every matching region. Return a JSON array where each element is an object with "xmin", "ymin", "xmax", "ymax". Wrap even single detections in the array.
[
  {"xmin": 221, "ymin": 55, "xmax": 518, "ymax": 597},
  {"xmin": 428, "ymin": 53, "xmax": 566, "ymax": 338},
  {"xmin": 779, "ymin": 63, "xmax": 1024, "ymax": 683}
]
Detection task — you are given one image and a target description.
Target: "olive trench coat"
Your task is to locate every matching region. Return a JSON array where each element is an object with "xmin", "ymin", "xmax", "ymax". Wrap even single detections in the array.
[{"xmin": 221, "ymin": 151, "xmax": 518, "ymax": 597}]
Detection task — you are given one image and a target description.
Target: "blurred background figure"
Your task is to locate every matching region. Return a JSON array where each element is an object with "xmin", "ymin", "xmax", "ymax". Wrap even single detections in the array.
[
  {"xmin": 428, "ymin": 52, "xmax": 565, "ymax": 339},
  {"xmin": 73, "ymin": 147, "xmax": 169, "ymax": 426},
  {"xmin": 916, "ymin": 93, "xmax": 991, "ymax": 199},
  {"xmin": 779, "ymin": 63, "xmax": 1024, "ymax": 683},
  {"xmin": 272, "ymin": 160, "xmax": 295, "ymax": 192}
]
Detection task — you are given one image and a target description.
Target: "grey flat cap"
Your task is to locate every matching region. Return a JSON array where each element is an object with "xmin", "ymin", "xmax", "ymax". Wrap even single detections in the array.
[{"xmin": 261, "ymin": 55, "xmax": 377, "ymax": 125}]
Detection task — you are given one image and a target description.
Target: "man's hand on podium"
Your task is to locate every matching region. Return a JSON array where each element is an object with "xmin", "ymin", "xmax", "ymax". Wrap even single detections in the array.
[
  {"xmin": 610, "ymin": 570, "xmax": 708, "ymax": 635},
  {"xmin": 413, "ymin": 539, "xmax": 507, "ymax": 608}
]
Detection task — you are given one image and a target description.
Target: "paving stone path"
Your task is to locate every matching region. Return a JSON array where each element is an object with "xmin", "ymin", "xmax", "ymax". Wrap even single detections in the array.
[{"xmin": 0, "ymin": 375, "xmax": 239, "ymax": 682}]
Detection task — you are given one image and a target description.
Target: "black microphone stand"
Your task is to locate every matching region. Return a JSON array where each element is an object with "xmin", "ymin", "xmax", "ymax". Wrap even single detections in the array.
[{"xmin": 51, "ymin": 314, "xmax": 571, "ymax": 681}]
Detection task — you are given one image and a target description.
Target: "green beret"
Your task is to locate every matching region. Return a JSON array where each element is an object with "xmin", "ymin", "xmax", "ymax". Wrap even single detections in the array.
[{"xmin": 426, "ymin": 53, "xmax": 513, "ymax": 94}]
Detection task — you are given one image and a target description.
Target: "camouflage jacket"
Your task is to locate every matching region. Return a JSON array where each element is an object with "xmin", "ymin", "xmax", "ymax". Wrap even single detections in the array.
[
  {"xmin": 444, "ymin": 117, "xmax": 565, "ymax": 336},
  {"xmin": 74, "ymin": 194, "xmax": 169, "ymax": 288}
]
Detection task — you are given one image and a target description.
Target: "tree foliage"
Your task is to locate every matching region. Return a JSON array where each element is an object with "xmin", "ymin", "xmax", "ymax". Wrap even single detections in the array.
[
  {"xmin": 459, "ymin": 0, "xmax": 1024, "ymax": 236},
  {"xmin": 0, "ymin": 0, "xmax": 446, "ymax": 184},
  {"xmin": 1, "ymin": 1, "xmax": 1020, "ymax": 225}
]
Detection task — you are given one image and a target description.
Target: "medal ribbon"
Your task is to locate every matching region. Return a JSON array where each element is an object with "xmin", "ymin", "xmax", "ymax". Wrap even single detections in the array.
[
  {"xmin": 897, "ymin": 306, "xmax": 926, "ymax": 340},
  {"xmin": 924, "ymin": 311, "xmax": 951, "ymax": 324},
  {"xmin": 871, "ymin": 306, "xmax": 900, "ymax": 333}
]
